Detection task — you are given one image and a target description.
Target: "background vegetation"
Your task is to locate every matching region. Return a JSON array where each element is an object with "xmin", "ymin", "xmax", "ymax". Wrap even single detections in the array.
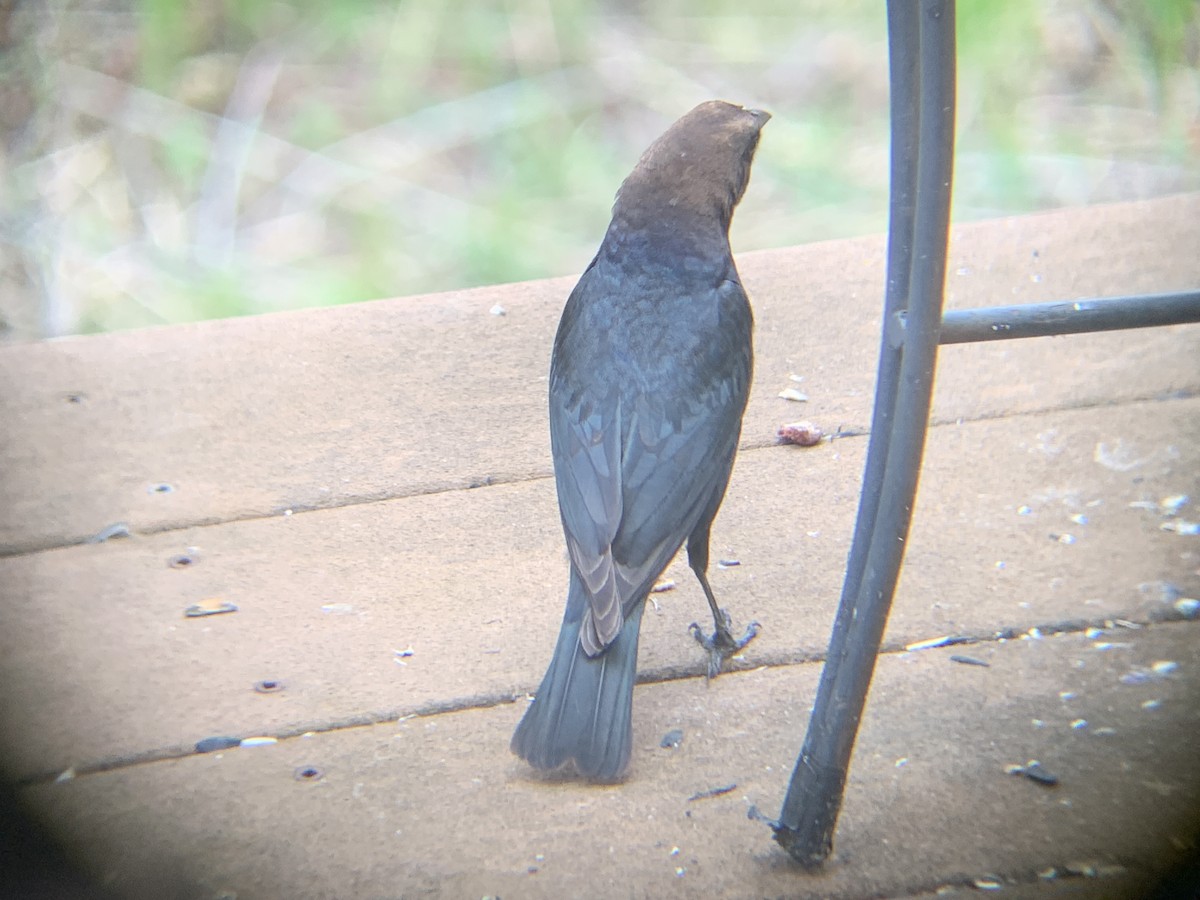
[{"xmin": 1, "ymin": 0, "xmax": 1197, "ymax": 338}]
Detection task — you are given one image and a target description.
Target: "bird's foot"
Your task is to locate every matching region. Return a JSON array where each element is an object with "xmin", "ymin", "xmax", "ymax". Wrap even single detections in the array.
[{"xmin": 688, "ymin": 610, "xmax": 760, "ymax": 680}]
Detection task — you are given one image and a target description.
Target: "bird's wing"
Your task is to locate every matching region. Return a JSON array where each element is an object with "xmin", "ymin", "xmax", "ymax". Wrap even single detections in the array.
[
  {"xmin": 612, "ymin": 374, "xmax": 744, "ymax": 570},
  {"xmin": 550, "ymin": 275, "xmax": 751, "ymax": 656},
  {"xmin": 550, "ymin": 376, "xmax": 626, "ymax": 655}
]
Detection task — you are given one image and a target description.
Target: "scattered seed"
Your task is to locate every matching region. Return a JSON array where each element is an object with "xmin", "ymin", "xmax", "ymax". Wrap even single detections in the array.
[
  {"xmin": 148, "ymin": 483, "xmax": 174, "ymax": 494},
  {"xmin": 1006, "ymin": 760, "xmax": 1059, "ymax": 786},
  {"xmin": 320, "ymin": 602, "xmax": 356, "ymax": 614},
  {"xmin": 86, "ymin": 522, "xmax": 130, "ymax": 543},
  {"xmin": 650, "ymin": 580, "xmax": 676, "ymax": 593},
  {"xmin": 716, "ymin": 559, "xmax": 740, "ymax": 568},
  {"xmin": 660, "ymin": 729, "xmax": 684, "ymax": 749},
  {"xmin": 184, "ymin": 598, "xmax": 238, "ymax": 617},
  {"xmin": 1161, "ymin": 520, "xmax": 1200, "ymax": 535},
  {"xmin": 195, "ymin": 736, "xmax": 240, "ymax": 753},
  {"xmin": 949, "ymin": 654, "xmax": 989, "ymax": 667},
  {"xmin": 1022, "ymin": 761, "xmax": 1060, "ymax": 786},
  {"xmin": 489, "ymin": 303, "xmax": 506, "ymax": 316},
  {"xmin": 829, "ymin": 425, "xmax": 869, "ymax": 440},
  {"xmin": 687, "ymin": 783, "xmax": 737, "ymax": 802},
  {"xmin": 905, "ymin": 635, "xmax": 958, "ymax": 652},
  {"xmin": 168, "ymin": 554, "xmax": 195, "ymax": 568},
  {"xmin": 778, "ymin": 421, "xmax": 824, "ymax": 446},
  {"xmin": 294, "ymin": 765, "xmax": 324, "ymax": 781},
  {"xmin": 254, "ymin": 679, "xmax": 283, "ymax": 694},
  {"xmin": 777, "ymin": 388, "xmax": 808, "ymax": 402}
]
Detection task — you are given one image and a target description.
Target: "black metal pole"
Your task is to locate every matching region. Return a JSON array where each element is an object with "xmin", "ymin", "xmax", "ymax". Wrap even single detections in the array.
[
  {"xmin": 931, "ymin": 290, "xmax": 1200, "ymax": 344},
  {"xmin": 773, "ymin": 0, "xmax": 956, "ymax": 867},
  {"xmin": 826, "ymin": 0, "xmax": 920, "ymax": 678},
  {"xmin": 769, "ymin": 0, "xmax": 919, "ymax": 860}
]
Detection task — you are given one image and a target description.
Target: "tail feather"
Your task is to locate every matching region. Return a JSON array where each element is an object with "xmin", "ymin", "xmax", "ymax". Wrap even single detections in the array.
[{"xmin": 511, "ymin": 576, "xmax": 645, "ymax": 781}]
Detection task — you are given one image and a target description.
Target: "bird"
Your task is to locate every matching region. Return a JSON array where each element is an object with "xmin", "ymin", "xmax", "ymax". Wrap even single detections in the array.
[{"xmin": 510, "ymin": 100, "xmax": 769, "ymax": 781}]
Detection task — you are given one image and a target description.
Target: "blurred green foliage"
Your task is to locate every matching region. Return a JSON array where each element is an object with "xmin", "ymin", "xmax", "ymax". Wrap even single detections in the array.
[{"xmin": 2, "ymin": 0, "xmax": 1197, "ymax": 336}]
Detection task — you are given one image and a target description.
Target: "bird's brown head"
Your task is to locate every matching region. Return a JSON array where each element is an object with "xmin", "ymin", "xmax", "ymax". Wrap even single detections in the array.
[{"xmin": 613, "ymin": 100, "xmax": 770, "ymax": 233}]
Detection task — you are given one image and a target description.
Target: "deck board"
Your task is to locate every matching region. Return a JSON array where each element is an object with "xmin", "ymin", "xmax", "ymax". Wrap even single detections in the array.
[{"xmin": 1, "ymin": 194, "xmax": 1198, "ymax": 897}]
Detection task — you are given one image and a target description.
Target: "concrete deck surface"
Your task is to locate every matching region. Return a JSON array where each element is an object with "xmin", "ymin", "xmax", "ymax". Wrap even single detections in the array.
[{"xmin": 1, "ymin": 194, "xmax": 1199, "ymax": 899}]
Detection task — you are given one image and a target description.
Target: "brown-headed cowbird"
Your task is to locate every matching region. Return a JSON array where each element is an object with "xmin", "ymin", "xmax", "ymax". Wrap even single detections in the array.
[{"xmin": 510, "ymin": 100, "xmax": 769, "ymax": 781}]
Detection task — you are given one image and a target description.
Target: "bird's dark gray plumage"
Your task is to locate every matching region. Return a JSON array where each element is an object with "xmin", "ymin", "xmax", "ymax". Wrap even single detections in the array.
[{"xmin": 511, "ymin": 100, "xmax": 769, "ymax": 781}]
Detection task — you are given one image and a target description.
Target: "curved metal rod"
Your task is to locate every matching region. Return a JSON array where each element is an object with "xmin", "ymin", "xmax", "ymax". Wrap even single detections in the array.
[{"xmin": 773, "ymin": 0, "xmax": 957, "ymax": 867}]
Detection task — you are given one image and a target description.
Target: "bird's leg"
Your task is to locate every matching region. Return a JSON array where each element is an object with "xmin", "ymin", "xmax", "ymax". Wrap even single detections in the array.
[{"xmin": 687, "ymin": 566, "xmax": 760, "ymax": 680}]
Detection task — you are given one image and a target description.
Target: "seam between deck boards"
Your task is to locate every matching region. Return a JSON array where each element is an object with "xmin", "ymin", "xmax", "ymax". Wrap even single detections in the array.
[
  {"xmin": 13, "ymin": 614, "xmax": 1197, "ymax": 788},
  {"xmin": 3, "ymin": 386, "xmax": 1197, "ymax": 559}
]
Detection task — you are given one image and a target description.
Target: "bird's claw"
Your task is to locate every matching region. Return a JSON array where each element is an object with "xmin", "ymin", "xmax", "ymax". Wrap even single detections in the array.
[{"xmin": 689, "ymin": 610, "xmax": 761, "ymax": 680}]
